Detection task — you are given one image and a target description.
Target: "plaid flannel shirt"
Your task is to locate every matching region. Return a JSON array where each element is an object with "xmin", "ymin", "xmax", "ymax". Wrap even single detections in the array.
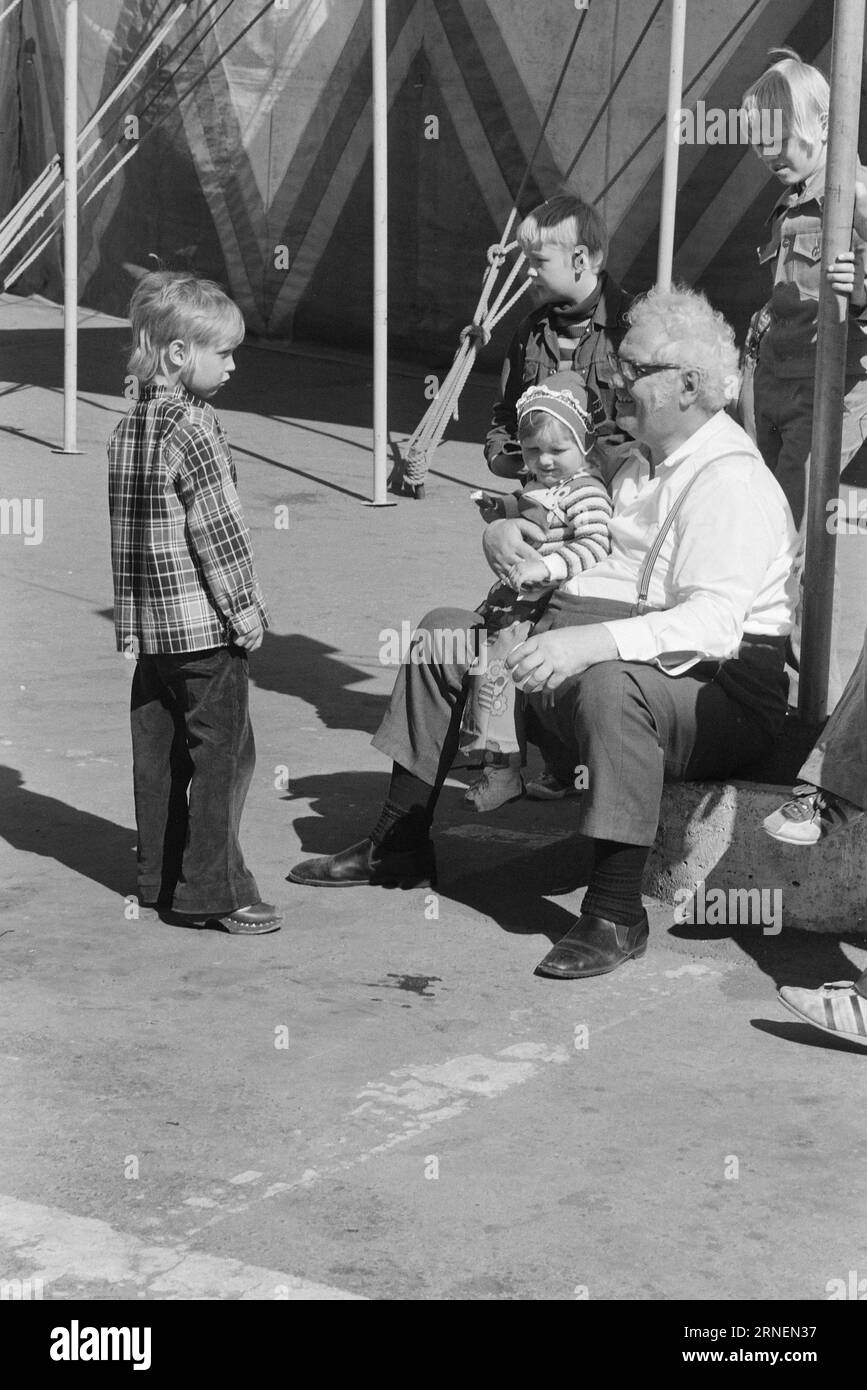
[{"xmin": 108, "ymin": 384, "xmax": 269, "ymax": 654}]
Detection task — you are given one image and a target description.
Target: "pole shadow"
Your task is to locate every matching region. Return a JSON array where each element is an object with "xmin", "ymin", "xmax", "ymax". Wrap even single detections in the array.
[{"xmin": 750, "ymin": 1017, "xmax": 867, "ymax": 1055}]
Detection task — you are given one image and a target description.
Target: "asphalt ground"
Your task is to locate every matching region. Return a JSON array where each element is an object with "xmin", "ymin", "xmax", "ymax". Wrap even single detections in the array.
[{"xmin": 3, "ymin": 294, "xmax": 867, "ymax": 1303}]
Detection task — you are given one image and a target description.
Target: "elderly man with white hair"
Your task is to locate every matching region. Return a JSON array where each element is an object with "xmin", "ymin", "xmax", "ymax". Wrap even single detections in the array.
[{"xmin": 289, "ymin": 287, "xmax": 800, "ymax": 980}]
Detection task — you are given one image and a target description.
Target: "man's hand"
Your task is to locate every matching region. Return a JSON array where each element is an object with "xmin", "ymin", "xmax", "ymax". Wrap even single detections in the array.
[
  {"xmin": 232, "ymin": 620, "xmax": 264, "ymax": 652},
  {"xmin": 483, "ymin": 517, "xmax": 546, "ymax": 579},
  {"xmin": 507, "ymin": 556, "xmax": 551, "ymax": 591},
  {"xmin": 506, "ymin": 625, "xmax": 618, "ymax": 692},
  {"xmin": 828, "ymin": 180, "xmax": 867, "ymax": 308},
  {"xmin": 827, "ymin": 250, "xmax": 858, "ymax": 296}
]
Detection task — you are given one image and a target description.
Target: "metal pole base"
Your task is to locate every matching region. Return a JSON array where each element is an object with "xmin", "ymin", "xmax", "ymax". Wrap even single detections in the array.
[
  {"xmin": 362, "ymin": 499, "xmax": 397, "ymax": 507},
  {"xmin": 50, "ymin": 447, "xmax": 84, "ymax": 455}
]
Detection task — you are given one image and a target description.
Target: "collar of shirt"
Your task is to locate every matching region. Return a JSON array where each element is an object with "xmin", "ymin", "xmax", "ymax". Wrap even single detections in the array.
[
  {"xmin": 139, "ymin": 382, "xmax": 208, "ymax": 410},
  {"xmin": 767, "ymin": 159, "xmax": 827, "ymax": 225},
  {"xmin": 631, "ymin": 410, "xmax": 729, "ymax": 489}
]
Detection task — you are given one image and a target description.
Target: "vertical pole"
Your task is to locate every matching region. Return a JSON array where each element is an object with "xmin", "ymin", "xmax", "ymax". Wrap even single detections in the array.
[
  {"xmin": 59, "ymin": 0, "xmax": 81, "ymax": 454},
  {"xmin": 656, "ymin": 0, "xmax": 687, "ymax": 290},
  {"xmin": 369, "ymin": 0, "xmax": 391, "ymax": 505},
  {"xmin": 800, "ymin": 0, "xmax": 866, "ymax": 721}
]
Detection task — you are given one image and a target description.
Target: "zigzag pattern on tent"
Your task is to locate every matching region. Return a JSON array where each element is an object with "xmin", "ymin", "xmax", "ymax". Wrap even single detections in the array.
[{"xmin": 0, "ymin": 0, "xmax": 852, "ymax": 358}]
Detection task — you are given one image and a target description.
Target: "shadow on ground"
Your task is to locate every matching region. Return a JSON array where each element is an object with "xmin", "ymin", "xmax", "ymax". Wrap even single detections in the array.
[
  {"xmin": 286, "ymin": 768, "xmax": 598, "ymax": 948},
  {"xmin": 250, "ymin": 633, "xmax": 388, "ymax": 733},
  {"xmin": 287, "ymin": 761, "xmax": 867, "ymax": 981},
  {"xmin": 0, "ymin": 327, "xmax": 496, "ymax": 442},
  {"xmin": 92, "ymin": 613, "xmax": 390, "ymax": 735},
  {"xmin": 669, "ymin": 916, "xmax": 867, "ymax": 993},
  {"xmin": 750, "ymin": 1017, "xmax": 867, "ymax": 1054},
  {"xmin": 0, "ymin": 765, "xmax": 136, "ymax": 899}
]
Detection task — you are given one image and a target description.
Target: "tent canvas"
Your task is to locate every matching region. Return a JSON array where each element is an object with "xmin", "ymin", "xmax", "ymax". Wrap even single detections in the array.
[{"xmin": 1, "ymin": 0, "xmax": 863, "ymax": 369}]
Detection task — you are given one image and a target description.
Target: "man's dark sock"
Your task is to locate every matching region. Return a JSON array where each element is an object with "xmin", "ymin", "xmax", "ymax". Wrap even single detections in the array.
[
  {"xmin": 580, "ymin": 839, "xmax": 650, "ymax": 926},
  {"xmin": 369, "ymin": 763, "xmax": 440, "ymax": 851}
]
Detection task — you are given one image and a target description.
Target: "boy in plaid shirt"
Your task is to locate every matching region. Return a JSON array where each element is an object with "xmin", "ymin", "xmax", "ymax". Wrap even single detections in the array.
[{"xmin": 109, "ymin": 272, "xmax": 281, "ymax": 934}]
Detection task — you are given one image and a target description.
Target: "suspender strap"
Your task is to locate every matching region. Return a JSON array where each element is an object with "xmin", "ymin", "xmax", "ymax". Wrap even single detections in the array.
[{"xmin": 635, "ymin": 469, "xmax": 704, "ymax": 614}]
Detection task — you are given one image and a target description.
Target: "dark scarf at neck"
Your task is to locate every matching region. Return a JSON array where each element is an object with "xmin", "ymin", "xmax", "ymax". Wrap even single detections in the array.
[{"xmin": 548, "ymin": 276, "xmax": 605, "ymax": 335}]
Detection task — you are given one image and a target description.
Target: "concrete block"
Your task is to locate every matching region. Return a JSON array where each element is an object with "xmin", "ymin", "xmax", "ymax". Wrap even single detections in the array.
[{"xmin": 644, "ymin": 780, "xmax": 867, "ymax": 934}]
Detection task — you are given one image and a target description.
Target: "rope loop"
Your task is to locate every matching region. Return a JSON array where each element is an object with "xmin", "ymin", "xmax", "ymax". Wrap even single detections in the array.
[
  {"xmin": 486, "ymin": 242, "xmax": 509, "ymax": 269},
  {"xmin": 459, "ymin": 322, "xmax": 491, "ymax": 348}
]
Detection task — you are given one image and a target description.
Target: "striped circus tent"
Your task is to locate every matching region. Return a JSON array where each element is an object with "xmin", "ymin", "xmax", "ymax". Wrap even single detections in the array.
[{"xmin": 0, "ymin": 0, "xmax": 860, "ymax": 365}]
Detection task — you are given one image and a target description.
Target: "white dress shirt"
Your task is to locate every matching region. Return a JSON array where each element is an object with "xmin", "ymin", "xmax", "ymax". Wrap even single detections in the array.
[{"xmin": 561, "ymin": 411, "xmax": 799, "ymax": 675}]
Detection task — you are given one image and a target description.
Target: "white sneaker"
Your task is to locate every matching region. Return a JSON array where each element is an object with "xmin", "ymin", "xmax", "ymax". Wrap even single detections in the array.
[
  {"xmin": 763, "ymin": 784, "xmax": 863, "ymax": 846},
  {"xmin": 778, "ymin": 982, "xmax": 867, "ymax": 1045}
]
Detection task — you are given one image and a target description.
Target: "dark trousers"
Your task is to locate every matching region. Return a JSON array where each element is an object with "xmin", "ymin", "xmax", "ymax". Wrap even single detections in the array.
[
  {"xmin": 130, "ymin": 645, "xmax": 259, "ymax": 914},
  {"xmin": 373, "ymin": 607, "xmax": 780, "ymax": 847}
]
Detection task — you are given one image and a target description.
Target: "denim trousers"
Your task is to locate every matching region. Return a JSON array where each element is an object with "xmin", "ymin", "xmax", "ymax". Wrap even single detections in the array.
[{"xmin": 130, "ymin": 645, "xmax": 260, "ymax": 914}]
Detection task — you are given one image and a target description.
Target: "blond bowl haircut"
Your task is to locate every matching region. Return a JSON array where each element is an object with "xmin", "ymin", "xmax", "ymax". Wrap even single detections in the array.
[
  {"xmin": 517, "ymin": 192, "xmax": 608, "ymax": 267},
  {"xmin": 127, "ymin": 271, "xmax": 245, "ymax": 384},
  {"xmin": 626, "ymin": 285, "xmax": 740, "ymax": 413},
  {"xmin": 741, "ymin": 46, "xmax": 829, "ymax": 146}
]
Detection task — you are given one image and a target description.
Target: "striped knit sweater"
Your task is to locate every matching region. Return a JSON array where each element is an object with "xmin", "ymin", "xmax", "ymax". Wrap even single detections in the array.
[{"xmin": 504, "ymin": 466, "xmax": 614, "ymax": 579}]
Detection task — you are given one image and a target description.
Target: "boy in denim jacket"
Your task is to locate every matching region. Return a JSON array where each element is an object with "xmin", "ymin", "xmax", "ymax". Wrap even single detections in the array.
[
  {"xmin": 485, "ymin": 193, "xmax": 630, "ymax": 480},
  {"xmin": 743, "ymin": 48, "xmax": 867, "ymax": 702}
]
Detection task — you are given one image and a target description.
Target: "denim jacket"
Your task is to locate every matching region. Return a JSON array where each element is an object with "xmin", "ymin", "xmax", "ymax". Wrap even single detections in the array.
[
  {"xmin": 485, "ymin": 272, "xmax": 631, "ymax": 471},
  {"xmin": 758, "ymin": 161, "xmax": 867, "ymax": 378}
]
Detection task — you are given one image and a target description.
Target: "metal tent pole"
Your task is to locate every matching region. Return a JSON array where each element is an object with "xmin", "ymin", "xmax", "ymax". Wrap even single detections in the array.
[
  {"xmin": 799, "ymin": 0, "xmax": 866, "ymax": 721},
  {"xmin": 55, "ymin": 0, "xmax": 82, "ymax": 455},
  {"xmin": 656, "ymin": 0, "xmax": 687, "ymax": 290},
  {"xmin": 367, "ymin": 0, "xmax": 394, "ymax": 505}
]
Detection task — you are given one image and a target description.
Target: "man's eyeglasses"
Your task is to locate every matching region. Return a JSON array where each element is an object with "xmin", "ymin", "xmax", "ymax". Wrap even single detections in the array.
[{"xmin": 607, "ymin": 352, "xmax": 684, "ymax": 384}]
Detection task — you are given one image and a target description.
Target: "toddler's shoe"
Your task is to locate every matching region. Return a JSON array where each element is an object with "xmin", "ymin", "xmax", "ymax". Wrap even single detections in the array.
[
  {"xmin": 763, "ymin": 784, "xmax": 864, "ymax": 845},
  {"xmin": 465, "ymin": 766, "xmax": 524, "ymax": 812},
  {"xmin": 778, "ymin": 981, "xmax": 867, "ymax": 1046},
  {"xmin": 525, "ymin": 768, "xmax": 580, "ymax": 800}
]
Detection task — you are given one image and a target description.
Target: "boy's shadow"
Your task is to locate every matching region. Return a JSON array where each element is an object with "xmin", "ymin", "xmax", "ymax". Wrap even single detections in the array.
[
  {"xmin": 94, "ymin": 611, "xmax": 389, "ymax": 736},
  {"xmin": 250, "ymin": 632, "xmax": 389, "ymax": 733},
  {"xmin": 284, "ymin": 770, "xmax": 593, "ymax": 945},
  {"xmin": 0, "ymin": 765, "xmax": 137, "ymax": 899}
]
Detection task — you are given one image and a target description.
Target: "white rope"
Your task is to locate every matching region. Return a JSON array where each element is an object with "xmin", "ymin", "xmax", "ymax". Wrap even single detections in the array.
[
  {"xmin": 79, "ymin": 4, "xmax": 187, "ymax": 143},
  {"xmin": 0, "ymin": 4, "xmax": 186, "ymax": 267},
  {"xmin": 0, "ymin": 175, "xmax": 61, "ymax": 266},
  {"xmin": 485, "ymin": 249, "xmax": 527, "ymax": 326},
  {"xmin": 0, "ymin": 160, "xmax": 60, "ymax": 242},
  {"xmin": 4, "ymin": 219, "xmax": 57, "ymax": 290},
  {"xmin": 397, "ymin": 238, "xmax": 533, "ymax": 491},
  {"xmin": 82, "ymin": 140, "xmax": 140, "ymax": 206},
  {"xmin": 0, "ymin": 0, "xmax": 23, "ymax": 30}
]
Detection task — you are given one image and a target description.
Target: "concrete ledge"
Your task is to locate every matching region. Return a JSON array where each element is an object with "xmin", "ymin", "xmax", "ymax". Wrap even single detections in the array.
[{"xmin": 644, "ymin": 780, "xmax": 867, "ymax": 934}]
